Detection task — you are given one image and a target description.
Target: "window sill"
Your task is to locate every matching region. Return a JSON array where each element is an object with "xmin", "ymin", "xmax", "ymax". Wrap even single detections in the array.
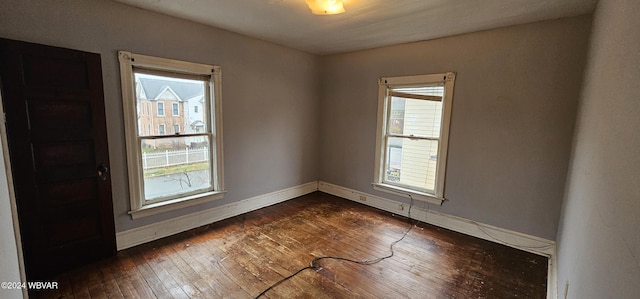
[
  {"xmin": 129, "ymin": 190, "xmax": 226, "ymax": 220},
  {"xmin": 372, "ymin": 183, "xmax": 444, "ymax": 206}
]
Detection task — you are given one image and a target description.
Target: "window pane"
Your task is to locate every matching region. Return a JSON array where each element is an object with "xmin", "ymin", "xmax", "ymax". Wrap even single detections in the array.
[
  {"xmin": 385, "ymin": 137, "xmax": 439, "ymax": 191},
  {"xmin": 157, "ymin": 102, "xmax": 164, "ymax": 116},
  {"xmin": 141, "ymin": 136, "xmax": 212, "ymax": 201},
  {"xmin": 172, "ymin": 103, "xmax": 179, "ymax": 116},
  {"xmin": 134, "ymin": 73, "xmax": 206, "ymax": 137},
  {"xmin": 389, "ymin": 98, "xmax": 405, "ymax": 134},
  {"xmin": 390, "ymin": 95, "xmax": 443, "ymax": 138}
]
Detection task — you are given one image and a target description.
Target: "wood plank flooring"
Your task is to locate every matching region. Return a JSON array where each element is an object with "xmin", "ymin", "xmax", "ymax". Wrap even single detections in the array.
[{"xmin": 32, "ymin": 192, "xmax": 548, "ymax": 298}]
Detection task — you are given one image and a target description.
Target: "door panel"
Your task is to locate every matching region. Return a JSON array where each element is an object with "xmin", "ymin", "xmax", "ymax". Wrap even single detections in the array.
[
  {"xmin": 29, "ymin": 99, "xmax": 93, "ymax": 129},
  {"xmin": 0, "ymin": 38, "xmax": 116, "ymax": 279},
  {"xmin": 40, "ymin": 179, "xmax": 98, "ymax": 207},
  {"xmin": 22, "ymin": 53, "xmax": 90, "ymax": 89}
]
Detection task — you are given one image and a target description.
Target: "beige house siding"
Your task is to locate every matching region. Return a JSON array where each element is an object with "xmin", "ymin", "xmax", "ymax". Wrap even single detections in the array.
[{"xmin": 397, "ymin": 96, "xmax": 442, "ymax": 191}]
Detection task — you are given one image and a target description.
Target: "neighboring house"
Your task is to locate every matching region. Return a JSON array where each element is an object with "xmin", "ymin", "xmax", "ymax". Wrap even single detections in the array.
[
  {"xmin": 184, "ymin": 94, "xmax": 208, "ymax": 147},
  {"xmin": 136, "ymin": 77, "xmax": 205, "ymax": 149},
  {"xmin": 387, "ymin": 87, "xmax": 443, "ymax": 191},
  {"xmin": 185, "ymin": 94, "xmax": 205, "ymax": 133}
]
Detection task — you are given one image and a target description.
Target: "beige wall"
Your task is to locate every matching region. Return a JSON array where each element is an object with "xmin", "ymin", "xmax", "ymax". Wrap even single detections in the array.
[
  {"xmin": 557, "ymin": 0, "xmax": 640, "ymax": 297},
  {"xmin": 0, "ymin": 0, "xmax": 321, "ymax": 232},
  {"xmin": 319, "ymin": 16, "xmax": 592, "ymax": 240}
]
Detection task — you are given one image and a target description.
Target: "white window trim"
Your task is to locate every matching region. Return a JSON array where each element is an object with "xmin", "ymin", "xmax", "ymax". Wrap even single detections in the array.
[
  {"xmin": 158, "ymin": 124, "xmax": 165, "ymax": 135},
  {"xmin": 119, "ymin": 51, "xmax": 225, "ymax": 219},
  {"xmin": 372, "ymin": 72, "xmax": 456, "ymax": 206}
]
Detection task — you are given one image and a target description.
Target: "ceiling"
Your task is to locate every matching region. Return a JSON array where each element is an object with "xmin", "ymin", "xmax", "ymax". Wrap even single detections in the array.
[{"xmin": 113, "ymin": 0, "xmax": 596, "ymax": 55}]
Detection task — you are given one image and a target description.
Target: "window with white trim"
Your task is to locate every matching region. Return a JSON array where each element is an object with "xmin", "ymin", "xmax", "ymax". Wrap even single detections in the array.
[
  {"xmin": 172, "ymin": 102, "xmax": 179, "ymax": 116},
  {"xmin": 119, "ymin": 51, "xmax": 225, "ymax": 219},
  {"xmin": 157, "ymin": 102, "xmax": 164, "ymax": 116},
  {"xmin": 373, "ymin": 72, "xmax": 455, "ymax": 205}
]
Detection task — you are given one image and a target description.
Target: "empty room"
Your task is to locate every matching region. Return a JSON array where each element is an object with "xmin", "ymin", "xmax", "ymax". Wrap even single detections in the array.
[{"xmin": 0, "ymin": 0, "xmax": 638, "ymax": 298}]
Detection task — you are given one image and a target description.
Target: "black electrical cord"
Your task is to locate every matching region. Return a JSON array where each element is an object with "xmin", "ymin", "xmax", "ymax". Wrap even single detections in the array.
[{"xmin": 254, "ymin": 196, "xmax": 416, "ymax": 298}]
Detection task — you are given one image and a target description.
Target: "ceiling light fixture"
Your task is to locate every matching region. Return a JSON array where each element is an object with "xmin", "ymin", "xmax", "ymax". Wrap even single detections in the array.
[{"xmin": 306, "ymin": 0, "xmax": 345, "ymax": 15}]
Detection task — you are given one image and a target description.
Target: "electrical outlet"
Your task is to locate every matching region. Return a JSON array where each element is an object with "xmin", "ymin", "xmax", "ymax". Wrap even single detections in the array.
[{"xmin": 359, "ymin": 195, "xmax": 366, "ymax": 201}]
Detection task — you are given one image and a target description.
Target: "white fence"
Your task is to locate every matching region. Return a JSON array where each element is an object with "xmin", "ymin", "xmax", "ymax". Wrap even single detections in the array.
[{"xmin": 142, "ymin": 148, "xmax": 209, "ymax": 169}]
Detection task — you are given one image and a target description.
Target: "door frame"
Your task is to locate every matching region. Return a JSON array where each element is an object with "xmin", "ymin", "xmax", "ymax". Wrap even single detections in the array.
[{"xmin": 0, "ymin": 90, "xmax": 28, "ymax": 298}]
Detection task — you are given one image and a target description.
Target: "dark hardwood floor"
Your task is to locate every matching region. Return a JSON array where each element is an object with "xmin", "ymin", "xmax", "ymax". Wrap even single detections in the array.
[{"xmin": 33, "ymin": 192, "xmax": 547, "ymax": 298}]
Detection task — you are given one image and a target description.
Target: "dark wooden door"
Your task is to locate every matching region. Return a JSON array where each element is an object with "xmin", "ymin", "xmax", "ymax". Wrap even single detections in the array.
[{"xmin": 0, "ymin": 38, "xmax": 116, "ymax": 279}]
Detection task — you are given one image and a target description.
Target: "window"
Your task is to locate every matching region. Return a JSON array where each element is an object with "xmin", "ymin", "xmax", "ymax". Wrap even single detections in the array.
[
  {"xmin": 373, "ymin": 72, "xmax": 455, "ymax": 205},
  {"xmin": 119, "ymin": 51, "xmax": 225, "ymax": 219},
  {"xmin": 157, "ymin": 102, "xmax": 164, "ymax": 116},
  {"xmin": 194, "ymin": 105, "xmax": 199, "ymax": 113},
  {"xmin": 172, "ymin": 102, "xmax": 179, "ymax": 116}
]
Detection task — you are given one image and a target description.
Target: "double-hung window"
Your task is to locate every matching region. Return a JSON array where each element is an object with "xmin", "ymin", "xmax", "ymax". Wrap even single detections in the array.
[
  {"xmin": 172, "ymin": 102, "xmax": 179, "ymax": 116},
  {"xmin": 157, "ymin": 102, "xmax": 164, "ymax": 116},
  {"xmin": 373, "ymin": 72, "xmax": 455, "ymax": 205},
  {"xmin": 119, "ymin": 51, "xmax": 225, "ymax": 219}
]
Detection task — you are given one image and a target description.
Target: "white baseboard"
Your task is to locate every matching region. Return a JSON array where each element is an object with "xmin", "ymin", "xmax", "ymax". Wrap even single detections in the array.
[
  {"xmin": 116, "ymin": 181, "xmax": 319, "ymax": 250},
  {"xmin": 318, "ymin": 181, "xmax": 555, "ymax": 255},
  {"xmin": 318, "ymin": 181, "xmax": 558, "ymax": 299},
  {"xmin": 116, "ymin": 180, "xmax": 557, "ymax": 298}
]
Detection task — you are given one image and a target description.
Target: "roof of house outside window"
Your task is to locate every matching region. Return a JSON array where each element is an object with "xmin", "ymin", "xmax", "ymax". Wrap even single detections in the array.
[{"xmin": 138, "ymin": 77, "xmax": 203, "ymax": 101}]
